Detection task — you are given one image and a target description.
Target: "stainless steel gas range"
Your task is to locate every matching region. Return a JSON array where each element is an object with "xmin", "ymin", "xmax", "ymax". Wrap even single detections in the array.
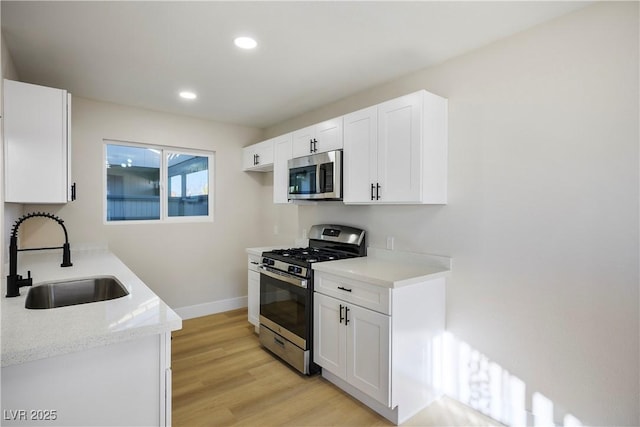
[{"xmin": 259, "ymin": 224, "xmax": 366, "ymax": 375}]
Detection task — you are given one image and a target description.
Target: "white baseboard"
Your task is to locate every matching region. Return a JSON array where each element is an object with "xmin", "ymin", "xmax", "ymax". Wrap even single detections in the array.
[{"xmin": 174, "ymin": 296, "xmax": 248, "ymax": 320}]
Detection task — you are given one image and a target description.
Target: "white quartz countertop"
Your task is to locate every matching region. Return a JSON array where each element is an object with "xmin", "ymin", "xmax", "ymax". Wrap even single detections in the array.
[
  {"xmin": 312, "ymin": 247, "xmax": 452, "ymax": 288},
  {"xmin": 1, "ymin": 248, "xmax": 182, "ymax": 367}
]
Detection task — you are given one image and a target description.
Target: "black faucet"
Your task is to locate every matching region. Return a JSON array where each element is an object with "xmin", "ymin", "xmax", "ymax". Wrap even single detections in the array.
[{"xmin": 6, "ymin": 212, "xmax": 73, "ymax": 298}]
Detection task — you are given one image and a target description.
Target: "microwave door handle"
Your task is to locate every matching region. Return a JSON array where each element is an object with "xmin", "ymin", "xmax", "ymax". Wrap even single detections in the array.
[{"xmin": 318, "ymin": 165, "xmax": 325, "ymax": 194}]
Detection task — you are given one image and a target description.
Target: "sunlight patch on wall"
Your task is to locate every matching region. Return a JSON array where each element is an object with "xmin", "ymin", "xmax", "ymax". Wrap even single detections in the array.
[{"xmin": 441, "ymin": 332, "xmax": 583, "ymax": 426}]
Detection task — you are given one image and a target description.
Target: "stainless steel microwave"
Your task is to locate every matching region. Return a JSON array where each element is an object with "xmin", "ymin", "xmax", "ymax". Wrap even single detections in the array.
[{"xmin": 288, "ymin": 150, "xmax": 342, "ymax": 201}]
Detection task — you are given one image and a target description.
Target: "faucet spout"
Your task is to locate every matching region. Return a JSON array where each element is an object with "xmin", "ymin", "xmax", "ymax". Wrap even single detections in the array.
[{"xmin": 5, "ymin": 212, "xmax": 73, "ymax": 298}]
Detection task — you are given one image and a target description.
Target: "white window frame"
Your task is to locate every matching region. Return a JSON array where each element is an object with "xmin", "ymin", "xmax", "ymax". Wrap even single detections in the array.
[{"xmin": 103, "ymin": 139, "xmax": 215, "ymax": 224}]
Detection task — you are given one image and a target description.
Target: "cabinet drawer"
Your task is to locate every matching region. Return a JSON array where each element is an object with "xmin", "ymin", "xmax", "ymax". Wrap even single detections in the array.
[
  {"xmin": 248, "ymin": 255, "xmax": 261, "ymax": 272},
  {"xmin": 315, "ymin": 272, "xmax": 390, "ymax": 315}
]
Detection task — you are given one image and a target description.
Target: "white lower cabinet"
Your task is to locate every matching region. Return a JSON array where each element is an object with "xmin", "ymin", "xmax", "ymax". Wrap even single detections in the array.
[
  {"xmin": 314, "ymin": 293, "xmax": 390, "ymax": 406},
  {"xmin": 247, "ymin": 254, "xmax": 261, "ymax": 331},
  {"xmin": 1, "ymin": 332, "xmax": 172, "ymax": 427},
  {"xmin": 314, "ymin": 270, "xmax": 445, "ymax": 425}
]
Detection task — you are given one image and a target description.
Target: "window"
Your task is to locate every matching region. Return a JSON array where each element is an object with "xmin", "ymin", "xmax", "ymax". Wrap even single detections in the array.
[{"xmin": 105, "ymin": 141, "xmax": 214, "ymax": 222}]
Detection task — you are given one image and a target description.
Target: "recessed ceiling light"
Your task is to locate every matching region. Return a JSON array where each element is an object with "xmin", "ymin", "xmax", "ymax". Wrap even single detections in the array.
[
  {"xmin": 234, "ymin": 36, "xmax": 257, "ymax": 50},
  {"xmin": 179, "ymin": 91, "xmax": 197, "ymax": 100}
]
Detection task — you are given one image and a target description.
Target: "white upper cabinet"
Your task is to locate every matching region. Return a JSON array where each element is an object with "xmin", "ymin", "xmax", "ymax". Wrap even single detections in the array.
[
  {"xmin": 291, "ymin": 116, "xmax": 343, "ymax": 158},
  {"xmin": 343, "ymin": 90, "xmax": 447, "ymax": 204},
  {"xmin": 343, "ymin": 106, "xmax": 377, "ymax": 203},
  {"xmin": 242, "ymin": 138, "xmax": 274, "ymax": 171},
  {"xmin": 4, "ymin": 79, "xmax": 73, "ymax": 203},
  {"xmin": 272, "ymin": 133, "xmax": 293, "ymax": 204}
]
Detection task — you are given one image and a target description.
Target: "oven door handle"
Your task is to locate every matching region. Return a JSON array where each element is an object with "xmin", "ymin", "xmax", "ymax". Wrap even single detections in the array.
[{"xmin": 259, "ymin": 266, "xmax": 307, "ymax": 289}]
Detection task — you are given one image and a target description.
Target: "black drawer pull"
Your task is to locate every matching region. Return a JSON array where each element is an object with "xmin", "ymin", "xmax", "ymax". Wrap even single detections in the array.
[{"xmin": 337, "ymin": 286, "xmax": 352, "ymax": 292}]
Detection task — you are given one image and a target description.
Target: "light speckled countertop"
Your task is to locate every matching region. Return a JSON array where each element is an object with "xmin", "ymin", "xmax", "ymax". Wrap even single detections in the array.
[
  {"xmin": 312, "ymin": 247, "xmax": 452, "ymax": 288},
  {"xmin": 1, "ymin": 248, "xmax": 182, "ymax": 367}
]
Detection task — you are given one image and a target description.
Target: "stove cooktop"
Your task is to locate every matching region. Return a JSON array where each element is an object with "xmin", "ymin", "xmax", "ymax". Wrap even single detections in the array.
[{"xmin": 267, "ymin": 247, "xmax": 355, "ymax": 265}]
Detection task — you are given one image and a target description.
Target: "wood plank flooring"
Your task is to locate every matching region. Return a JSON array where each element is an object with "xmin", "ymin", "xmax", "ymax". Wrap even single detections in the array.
[{"xmin": 171, "ymin": 308, "xmax": 498, "ymax": 427}]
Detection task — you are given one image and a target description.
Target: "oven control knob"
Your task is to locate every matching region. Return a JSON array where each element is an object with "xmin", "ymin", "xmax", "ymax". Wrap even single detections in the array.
[
  {"xmin": 288, "ymin": 266, "xmax": 295, "ymax": 273},
  {"xmin": 295, "ymin": 267, "xmax": 302, "ymax": 274}
]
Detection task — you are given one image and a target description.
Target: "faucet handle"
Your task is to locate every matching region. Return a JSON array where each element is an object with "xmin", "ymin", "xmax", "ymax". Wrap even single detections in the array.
[{"xmin": 20, "ymin": 271, "xmax": 33, "ymax": 287}]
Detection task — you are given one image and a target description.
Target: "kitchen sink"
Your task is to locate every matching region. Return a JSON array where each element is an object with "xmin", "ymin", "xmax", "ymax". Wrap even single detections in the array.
[{"xmin": 25, "ymin": 276, "xmax": 129, "ymax": 309}]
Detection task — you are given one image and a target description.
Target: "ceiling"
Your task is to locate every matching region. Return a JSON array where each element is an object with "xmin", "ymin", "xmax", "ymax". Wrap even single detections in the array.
[{"xmin": 2, "ymin": 1, "xmax": 590, "ymax": 129}]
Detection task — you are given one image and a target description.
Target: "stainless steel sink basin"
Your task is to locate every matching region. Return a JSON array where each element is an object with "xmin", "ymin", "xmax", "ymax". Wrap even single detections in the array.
[{"xmin": 25, "ymin": 276, "xmax": 129, "ymax": 309}]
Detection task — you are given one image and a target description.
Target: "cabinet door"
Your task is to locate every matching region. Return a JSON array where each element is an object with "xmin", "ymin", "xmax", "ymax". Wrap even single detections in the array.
[
  {"xmin": 242, "ymin": 140, "xmax": 274, "ymax": 171},
  {"xmin": 346, "ymin": 304, "xmax": 391, "ymax": 406},
  {"xmin": 242, "ymin": 145, "xmax": 260, "ymax": 170},
  {"xmin": 291, "ymin": 117, "xmax": 343, "ymax": 158},
  {"xmin": 315, "ymin": 117, "xmax": 343, "ymax": 154},
  {"xmin": 314, "ymin": 293, "xmax": 346, "ymax": 378},
  {"xmin": 377, "ymin": 91, "xmax": 423, "ymax": 203},
  {"xmin": 248, "ymin": 270, "xmax": 260, "ymax": 327},
  {"xmin": 4, "ymin": 79, "xmax": 70, "ymax": 203},
  {"xmin": 272, "ymin": 133, "xmax": 293, "ymax": 204},
  {"xmin": 292, "ymin": 125, "xmax": 315, "ymax": 158},
  {"xmin": 343, "ymin": 106, "xmax": 377, "ymax": 204}
]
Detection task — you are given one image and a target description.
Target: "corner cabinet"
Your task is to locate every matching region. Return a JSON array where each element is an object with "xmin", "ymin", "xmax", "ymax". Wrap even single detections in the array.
[
  {"xmin": 3, "ymin": 79, "xmax": 74, "ymax": 204},
  {"xmin": 343, "ymin": 90, "xmax": 447, "ymax": 204},
  {"xmin": 291, "ymin": 116, "xmax": 343, "ymax": 158},
  {"xmin": 242, "ymin": 139, "xmax": 274, "ymax": 171},
  {"xmin": 314, "ymin": 269, "xmax": 445, "ymax": 425}
]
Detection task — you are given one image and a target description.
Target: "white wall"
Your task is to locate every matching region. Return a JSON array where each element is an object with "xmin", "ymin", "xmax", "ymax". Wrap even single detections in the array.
[
  {"xmin": 19, "ymin": 97, "xmax": 268, "ymax": 311},
  {"xmin": 265, "ymin": 2, "xmax": 639, "ymax": 426},
  {"xmin": 2, "ymin": 27, "xmax": 23, "ymax": 273}
]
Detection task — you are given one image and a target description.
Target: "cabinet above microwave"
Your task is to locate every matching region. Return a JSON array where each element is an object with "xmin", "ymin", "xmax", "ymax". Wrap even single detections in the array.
[{"xmin": 291, "ymin": 117, "xmax": 343, "ymax": 158}]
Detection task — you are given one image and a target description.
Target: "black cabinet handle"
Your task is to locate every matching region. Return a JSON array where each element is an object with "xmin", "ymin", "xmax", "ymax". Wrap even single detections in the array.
[
  {"xmin": 310, "ymin": 139, "xmax": 313, "ymax": 153},
  {"xmin": 371, "ymin": 183, "xmax": 375, "ymax": 200},
  {"xmin": 376, "ymin": 183, "xmax": 381, "ymax": 200},
  {"xmin": 71, "ymin": 183, "xmax": 76, "ymax": 201},
  {"xmin": 337, "ymin": 286, "xmax": 352, "ymax": 292},
  {"xmin": 312, "ymin": 138, "xmax": 318, "ymax": 152},
  {"xmin": 345, "ymin": 306, "xmax": 350, "ymax": 325},
  {"xmin": 339, "ymin": 304, "xmax": 344, "ymax": 324},
  {"xmin": 256, "ymin": 154, "xmax": 260, "ymax": 165}
]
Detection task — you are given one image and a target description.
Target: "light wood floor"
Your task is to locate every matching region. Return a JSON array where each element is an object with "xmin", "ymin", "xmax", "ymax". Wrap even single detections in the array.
[{"xmin": 172, "ymin": 308, "xmax": 499, "ymax": 427}]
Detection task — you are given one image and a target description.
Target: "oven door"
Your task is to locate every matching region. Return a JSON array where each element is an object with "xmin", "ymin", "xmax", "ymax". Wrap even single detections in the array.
[{"xmin": 259, "ymin": 267, "xmax": 309, "ymax": 350}]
